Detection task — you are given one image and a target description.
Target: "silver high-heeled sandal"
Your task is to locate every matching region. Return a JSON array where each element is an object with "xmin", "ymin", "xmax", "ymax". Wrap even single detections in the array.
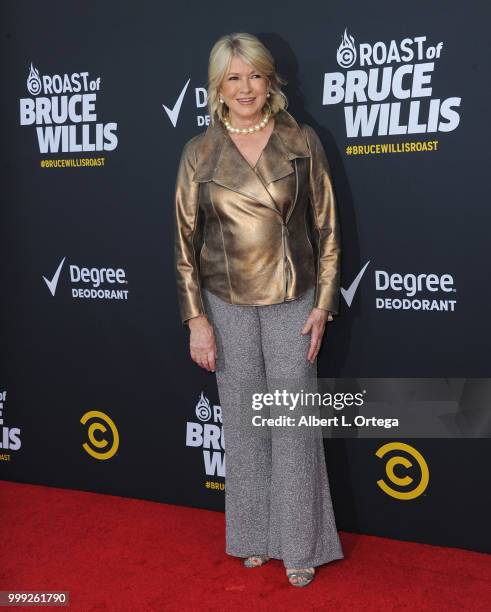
[
  {"xmin": 286, "ymin": 567, "xmax": 315, "ymax": 587},
  {"xmin": 244, "ymin": 555, "xmax": 270, "ymax": 568}
]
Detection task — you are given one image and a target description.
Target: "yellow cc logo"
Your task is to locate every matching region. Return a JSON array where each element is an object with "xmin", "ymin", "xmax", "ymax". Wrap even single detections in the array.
[
  {"xmin": 80, "ymin": 410, "xmax": 119, "ymax": 460},
  {"xmin": 375, "ymin": 442, "xmax": 429, "ymax": 500}
]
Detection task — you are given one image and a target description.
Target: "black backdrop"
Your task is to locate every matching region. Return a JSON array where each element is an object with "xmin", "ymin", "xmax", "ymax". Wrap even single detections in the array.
[{"xmin": 1, "ymin": 0, "xmax": 490, "ymax": 555}]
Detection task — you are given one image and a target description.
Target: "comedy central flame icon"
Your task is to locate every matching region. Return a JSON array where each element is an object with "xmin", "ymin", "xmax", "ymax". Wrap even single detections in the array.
[
  {"xmin": 336, "ymin": 28, "xmax": 357, "ymax": 69},
  {"xmin": 27, "ymin": 62, "xmax": 42, "ymax": 96},
  {"xmin": 195, "ymin": 392, "xmax": 212, "ymax": 422},
  {"xmin": 80, "ymin": 410, "xmax": 120, "ymax": 460}
]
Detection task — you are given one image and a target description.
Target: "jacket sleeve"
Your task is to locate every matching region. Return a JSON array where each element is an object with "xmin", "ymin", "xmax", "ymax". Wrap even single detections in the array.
[
  {"xmin": 174, "ymin": 139, "xmax": 206, "ymax": 325},
  {"xmin": 302, "ymin": 124, "xmax": 341, "ymax": 316}
]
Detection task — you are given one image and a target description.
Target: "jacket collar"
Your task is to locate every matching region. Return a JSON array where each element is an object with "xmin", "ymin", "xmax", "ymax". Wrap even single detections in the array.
[{"xmin": 192, "ymin": 109, "xmax": 310, "ymax": 214}]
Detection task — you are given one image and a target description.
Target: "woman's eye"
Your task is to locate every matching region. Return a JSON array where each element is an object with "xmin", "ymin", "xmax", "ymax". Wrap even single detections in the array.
[{"xmin": 228, "ymin": 75, "xmax": 261, "ymax": 80}]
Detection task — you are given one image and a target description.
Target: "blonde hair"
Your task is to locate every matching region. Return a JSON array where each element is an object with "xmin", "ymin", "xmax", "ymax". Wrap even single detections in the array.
[{"xmin": 207, "ymin": 32, "xmax": 288, "ymax": 126}]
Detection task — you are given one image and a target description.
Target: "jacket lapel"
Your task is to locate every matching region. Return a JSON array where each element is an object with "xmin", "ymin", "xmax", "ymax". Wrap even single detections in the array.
[
  {"xmin": 193, "ymin": 109, "xmax": 311, "ymax": 217},
  {"xmin": 213, "ymin": 135, "xmax": 280, "ymax": 213}
]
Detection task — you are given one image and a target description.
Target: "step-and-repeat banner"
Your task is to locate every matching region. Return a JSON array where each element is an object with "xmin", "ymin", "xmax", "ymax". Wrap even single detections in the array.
[{"xmin": 1, "ymin": 1, "xmax": 490, "ymax": 554}]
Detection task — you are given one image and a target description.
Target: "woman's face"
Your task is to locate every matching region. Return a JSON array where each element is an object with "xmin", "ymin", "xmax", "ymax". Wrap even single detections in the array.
[{"xmin": 219, "ymin": 55, "xmax": 270, "ymax": 124}]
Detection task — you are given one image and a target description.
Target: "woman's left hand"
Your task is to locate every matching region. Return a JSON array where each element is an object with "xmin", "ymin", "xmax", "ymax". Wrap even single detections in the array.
[{"xmin": 301, "ymin": 308, "xmax": 330, "ymax": 363}]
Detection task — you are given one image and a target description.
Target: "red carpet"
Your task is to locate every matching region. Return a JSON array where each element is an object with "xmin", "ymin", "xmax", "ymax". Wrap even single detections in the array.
[{"xmin": 1, "ymin": 480, "xmax": 490, "ymax": 611}]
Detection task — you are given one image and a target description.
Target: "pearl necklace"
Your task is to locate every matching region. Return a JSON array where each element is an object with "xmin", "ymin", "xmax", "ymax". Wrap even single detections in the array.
[{"xmin": 223, "ymin": 111, "xmax": 271, "ymax": 134}]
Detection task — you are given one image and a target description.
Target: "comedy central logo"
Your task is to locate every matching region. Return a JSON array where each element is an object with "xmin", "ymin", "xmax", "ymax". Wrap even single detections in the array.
[
  {"xmin": 42, "ymin": 257, "xmax": 129, "ymax": 301},
  {"xmin": 375, "ymin": 442, "xmax": 429, "ymax": 499},
  {"xmin": 80, "ymin": 410, "xmax": 119, "ymax": 460},
  {"xmin": 325, "ymin": 29, "xmax": 461, "ymax": 138},
  {"xmin": 336, "ymin": 29, "xmax": 357, "ymax": 69},
  {"xmin": 186, "ymin": 392, "xmax": 225, "ymax": 477},
  {"xmin": 20, "ymin": 62, "xmax": 118, "ymax": 154}
]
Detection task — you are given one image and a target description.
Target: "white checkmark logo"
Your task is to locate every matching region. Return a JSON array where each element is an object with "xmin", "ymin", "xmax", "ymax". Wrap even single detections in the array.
[
  {"xmin": 43, "ymin": 257, "xmax": 66, "ymax": 296},
  {"xmin": 162, "ymin": 79, "xmax": 191, "ymax": 127},
  {"xmin": 341, "ymin": 260, "xmax": 370, "ymax": 307}
]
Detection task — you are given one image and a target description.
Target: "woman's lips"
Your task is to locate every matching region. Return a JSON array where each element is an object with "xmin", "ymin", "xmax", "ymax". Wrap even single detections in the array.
[{"xmin": 237, "ymin": 97, "xmax": 256, "ymax": 104}]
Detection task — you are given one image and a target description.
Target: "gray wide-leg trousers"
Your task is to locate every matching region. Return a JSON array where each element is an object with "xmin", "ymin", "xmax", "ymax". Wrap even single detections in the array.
[{"xmin": 202, "ymin": 286, "xmax": 344, "ymax": 568}]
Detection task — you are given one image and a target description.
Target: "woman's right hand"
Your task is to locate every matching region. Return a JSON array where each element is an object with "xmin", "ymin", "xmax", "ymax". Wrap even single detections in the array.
[{"xmin": 188, "ymin": 314, "xmax": 217, "ymax": 372}]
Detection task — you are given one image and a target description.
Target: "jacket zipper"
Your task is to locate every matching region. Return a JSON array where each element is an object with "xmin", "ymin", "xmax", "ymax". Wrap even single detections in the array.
[
  {"xmin": 253, "ymin": 166, "xmax": 291, "ymax": 300},
  {"xmin": 282, "ymin": 223, "xmax": 289, "ymax": 298},
  {"xmin": 285, "ymin": 159, "xmax": 299, "ymax": 226}
]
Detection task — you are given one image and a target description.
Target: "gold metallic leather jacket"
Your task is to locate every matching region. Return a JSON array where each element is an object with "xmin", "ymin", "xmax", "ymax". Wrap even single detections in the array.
[{"xmin": 174, "ymin": 109, "xmax": 341, "ymax": 324}]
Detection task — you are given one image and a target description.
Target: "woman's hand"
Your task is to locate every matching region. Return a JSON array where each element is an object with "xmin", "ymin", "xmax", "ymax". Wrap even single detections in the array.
[
  {"xmin": 188, "ymin": 314, "xmax": 217, "ymax": 372},
  {"xmin": 301, "ymin": 308, "xmax": 331, "ymax": 363}
]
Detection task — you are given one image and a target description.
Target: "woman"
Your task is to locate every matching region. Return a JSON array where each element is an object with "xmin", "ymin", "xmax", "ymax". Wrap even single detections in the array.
[{"xmin": 174, "ymin": 32, "xmax": 344, "ymax": 587}]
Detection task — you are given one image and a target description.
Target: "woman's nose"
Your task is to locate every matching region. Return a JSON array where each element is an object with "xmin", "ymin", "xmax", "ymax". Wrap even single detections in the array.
[{"xmin": 239, "ymin": 79, "xmax": 253, "ymax": 93}]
